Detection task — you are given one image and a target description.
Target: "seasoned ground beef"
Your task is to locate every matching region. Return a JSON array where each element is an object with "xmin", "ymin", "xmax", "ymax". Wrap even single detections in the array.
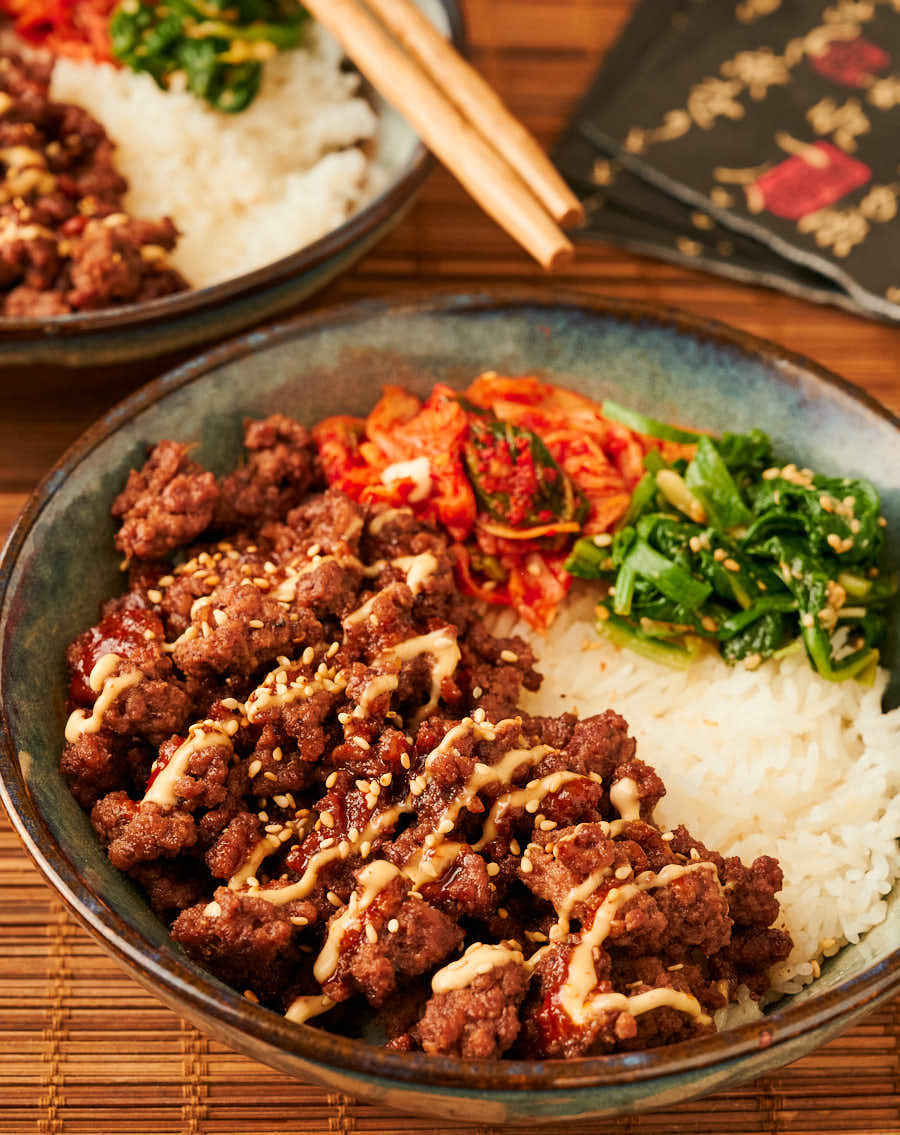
[
  {"xmin": 0, "ymin": 50, "xmax": 188, "ymax": 316},
  {"xmin": 60, "ymin": 413, "xmax": 792, "ymax": 1060}
]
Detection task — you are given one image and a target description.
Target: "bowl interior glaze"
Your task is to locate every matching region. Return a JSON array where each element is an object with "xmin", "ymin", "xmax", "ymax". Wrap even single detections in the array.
[{"xmin": 1, "ymin": 291, "xmax": 897, "ymax": 1121}]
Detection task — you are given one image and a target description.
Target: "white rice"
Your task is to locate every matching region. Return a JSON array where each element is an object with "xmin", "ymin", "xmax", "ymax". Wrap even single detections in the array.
[
  {"xmin": 49, "ymin": 26, "xmax": 382, "ymax": 286},
  {"xmin": 493, "ymin": 585, "xmax": 900, "ymax": 1007}
]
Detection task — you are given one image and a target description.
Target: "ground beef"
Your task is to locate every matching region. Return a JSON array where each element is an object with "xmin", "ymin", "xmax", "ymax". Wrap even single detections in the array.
[
  {"xmin": 416, "ymin": 960, "xmax": 529, "ymax": 1058},
  {"xmin": 0, "ymin": 51, "xmax": 187, "ymax": 316},
  {"xmin": 112, "ymin": 441, "xmax": 219, "ymax": 561},
  {"xmin": 60, "ymin": 412, "xmax": 793, "ymax": 1062},
  {"xmin": 320, "ymin": 875, "xmax": 464, "ymax": 1008},
  {"xmin": 217, "ymin": 415, "xmax": 318, "ymax": 528}
]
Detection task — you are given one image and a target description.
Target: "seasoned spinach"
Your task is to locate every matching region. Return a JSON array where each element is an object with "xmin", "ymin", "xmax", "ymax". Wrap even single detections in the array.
[
  {"xmin": 565, "ymin": 428, "xmax": 895, "ymax": 681},
  {"xmin": 110, "ymin": 0, "xmax": 308, "ymax": 112}
]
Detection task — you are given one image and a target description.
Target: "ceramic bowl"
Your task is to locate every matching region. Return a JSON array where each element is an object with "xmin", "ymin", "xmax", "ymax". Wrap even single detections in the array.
[
  {"xmin": 1, "ymin": 290, "xmax": 898, "ymax": 1123},
  {"xmin": 0, "ymin": 0, "xmax": 462, "ymax": 368}
]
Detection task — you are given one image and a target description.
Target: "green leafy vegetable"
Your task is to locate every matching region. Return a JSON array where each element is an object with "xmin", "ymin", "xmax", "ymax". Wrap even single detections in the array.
[
  {"xmin": 685, "ymin": 435, "xmax": 752, "ymax": 530},
  {"xmin": 110, "ymin": 0, "xmax": 309, "ymax": 112},
  {"xmin": 602, "ymin": 400, "xmax": 702, "ymax": 444},
  {"xmin": 566, "ymin": 424, "xmax": 896, "ymax": 680}
]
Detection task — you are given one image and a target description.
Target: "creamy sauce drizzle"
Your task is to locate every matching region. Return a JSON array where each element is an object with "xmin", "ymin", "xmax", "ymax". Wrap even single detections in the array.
[
  {"xmin": 252, "ymin": 805, "xmax": 408, "ymax": 906},
  {"xmin": 392, "ymin": 551, "xmax": 438, "ymax": 595},
  {"xmin": 228, "ymin": 833, "xmax": 283, "ymax": 889},
  {"xmin": 368, "ymin": 507, "xmax": 412, "ymax": 537},
  {"xmin": 556, "ymin": 861, "xmax": 718, "ymax": 1026},
  {"xmin": 64, "ymin": 653, "xmax": 142, "ymax": 744},
  {"xmin": 380, "ymin": 627, "xmax": 460, "ymax": 724},
  {"xmin": 609, "ymin": 777, "xmax": 641, "ymax": 822},
  {"xmin": 314, "ymin": 860, "xmax": 402, "ymax": 982},
  {"xmin": 473, "ymin": 770, "xmax": 586, "ymax": 851},
  {"xmin": 431, "ymin": 941, "xmax": 524, "ymax": 994},
  {"xmin": 142, "ymin": 719, "xmax": 234, "ymax": 809}
]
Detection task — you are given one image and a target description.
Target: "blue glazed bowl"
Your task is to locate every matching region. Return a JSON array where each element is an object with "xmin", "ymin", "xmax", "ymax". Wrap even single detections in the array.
[
  {"xmin": 1, "ymin": 290, "xmax": 898, "ymax": 1122},
  {"xmin": 0, "ymin": 0, "xmax": 461, "ymax": 368}
]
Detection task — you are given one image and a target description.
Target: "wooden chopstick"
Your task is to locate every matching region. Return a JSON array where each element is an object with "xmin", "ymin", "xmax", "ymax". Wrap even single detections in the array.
[
  {"xmin": 301, "ymin": 0, "xmax": 574, "ymax": 270},
  {"xmin": 363, "ymin": 0, "xmax": 584, "ymax": 229}
]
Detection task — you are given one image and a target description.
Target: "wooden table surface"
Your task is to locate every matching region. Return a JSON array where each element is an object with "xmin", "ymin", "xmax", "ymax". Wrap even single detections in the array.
[{"xmin": 0, "ymin": 1, "xmax": 898, "ymax": 1132}]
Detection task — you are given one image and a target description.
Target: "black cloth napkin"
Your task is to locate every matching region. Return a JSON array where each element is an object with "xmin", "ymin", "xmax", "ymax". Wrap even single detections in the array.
[{"xmin": 555, "ymin": 0, "xmax": 900, "ymax": 321}]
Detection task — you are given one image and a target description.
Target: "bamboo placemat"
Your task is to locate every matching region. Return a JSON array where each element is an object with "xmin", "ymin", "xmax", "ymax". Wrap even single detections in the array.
[{"xmin": 1, "ymin": 809, "xmax": 898, "ymax": 1133}]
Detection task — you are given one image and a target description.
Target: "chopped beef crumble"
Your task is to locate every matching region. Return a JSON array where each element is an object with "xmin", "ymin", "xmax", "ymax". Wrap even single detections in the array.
[
  {"xmin": 0, "ymin": 51, "xmax": 188, "ymax": 316},
  {"xmin": 60, "ymin": 412, "xmax": 792, "ymax": 1060}
]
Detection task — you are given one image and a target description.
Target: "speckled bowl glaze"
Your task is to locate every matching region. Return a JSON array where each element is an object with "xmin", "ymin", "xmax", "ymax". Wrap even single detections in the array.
[
  {"xmin": 1, "ymin": 290, "xmax": 898, "ymax": 1123},
  {"xmin": 0, "ymin": 0, "xmax": 461, "ymax": 368}
]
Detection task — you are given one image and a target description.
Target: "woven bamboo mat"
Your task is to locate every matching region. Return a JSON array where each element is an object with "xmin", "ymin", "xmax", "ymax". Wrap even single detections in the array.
[{"xmin": 0, "ymin": 812, "xmax": 897, "ymax": 1134}]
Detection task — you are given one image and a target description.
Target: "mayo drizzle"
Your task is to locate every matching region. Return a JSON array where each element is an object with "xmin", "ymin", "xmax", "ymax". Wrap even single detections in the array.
[
  {"xmin": 609, "ymin": 777, "xmax": 641, "ymax": 822},
  {"xmin": 314, "ymin": 860, "xmax": 402, "ymax": 982},
  {"xmin": 431, "ymin": 941, "xmax": 524, "ymax": 994},
  {"xmin": 142, "ymin": 719, "xmax": 234, "ymax": 809},
  {"xmin": 556, "ymin": 861, "xmax": 718, "ymax": 1025},
  {"xmin": 380, "ymin": 627, "xmax": 460, "ymax": 724},
  {"xmin": 64, "ymin": 653, "xmax": 142, "ymax": 744},
  {"xmin": 473, "ymin": 770, "xmax": 587, "ymax": 851}
]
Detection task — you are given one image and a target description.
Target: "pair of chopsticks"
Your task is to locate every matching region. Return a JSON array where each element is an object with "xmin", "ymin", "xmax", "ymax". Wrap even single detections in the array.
[{"xmin": 302, "ymin": 0, "xmax": 583, "ymax": 269}]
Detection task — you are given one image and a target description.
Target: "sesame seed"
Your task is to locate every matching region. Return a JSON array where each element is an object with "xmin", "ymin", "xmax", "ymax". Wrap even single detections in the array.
[
  {"xmin": 539, "ymin": 819, "xmax": 557, "ymax": 831},
  {"xmin": 147, "ymin": 588, "xmax": 163, "ymax": 604},
  {"xmin": 248, "ymin": 619, "xmax": 264, "ymax": 628},
  {"xmin": 400, "ymin": 753, "xmax": 411, "ymax": 770},
  {"xmin": 257, "ymin": 811, "xmax": 268, "ymax": 822},
  {"xmin": 248, "ymin": 759, "xmax": 262, "ymax": 778},
  {"xmin": 326, "ymin": 891, "xmax": 342, "ymax": 908},
  {"xmin": 500, "ymin": 649, "xmax": 518, "ymax": 663},
  {"xmin": 302, "ymin": 646, "xmax": 315, "ymax": 665},
  {"xmin": 365, "ymin": 922, "xmax": 378, "ymax": 944},
  {"xmin": 264, "ymin": 771, "xmax": 278, "ymax": 782},
  {"xmin": 320, "ymin": 811, "xmax": 335, "ymax": 829},
  {"xmin": 525, "ymin": 800, "xmax": 540, "ymax": 814},
  {"xmin": 661, "ymin": 832, "xmax": 674, "ymax": 842},
  {"xmin": 486, "ymin": 862, "xmax": 500, "ymax": 876},
  {"xmin": 359, "ymin": 841, "xmax": 372, "ymax": 858},
  {"xmin": 290, "ymin": 916, "xmax": 309, "ymax": 927},
  {"xmin": 273, "ymin": 795, "xmax": 289, "ymax": 809},
  {"xmin": 615, "ymin": 865, "xmax": 631, "ymax": 879},
  {"xmin": 326, "ymin": 771, "xmax": 338, "ymax": 789},
  {"xmin": 520, "ymin": 857, "xmax": 533, "ymax": 874},
  {"xmin": 387, "ymin": 918, "xmax": 399, "ymax": 933},
  {"xmin": 510, "ymin": 839, "xmax": 521, "ymax": 856},
  {"xmin": 244, "ymin": 989, "xmax": 259, "ymax": 1003},
  {"xmin": 498, "ymin": 907, "xmax": 508, "ymax": 918}
]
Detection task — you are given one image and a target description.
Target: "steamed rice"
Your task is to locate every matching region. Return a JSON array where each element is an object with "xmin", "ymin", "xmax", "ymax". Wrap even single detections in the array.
[
  {"xmin": 492, "ymin": 585, "xmax": 900, "ymax": 1005},
  {"xmin": 49, "ymin": 26, "xmax": 382, "ymax": 286}
]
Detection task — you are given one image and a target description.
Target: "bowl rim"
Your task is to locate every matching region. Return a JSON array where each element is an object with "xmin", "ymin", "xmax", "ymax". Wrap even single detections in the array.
[
  {"xmin": 1, "ymin": 286, "xmax": 898, "ymax": 1093},
  {"xmin": 0, "ymin": 0, "xmax": 464, "ymax": 342}
]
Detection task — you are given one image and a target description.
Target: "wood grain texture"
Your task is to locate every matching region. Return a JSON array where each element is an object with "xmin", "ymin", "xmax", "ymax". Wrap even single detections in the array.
[{"xmin": 0, "ymin": 0, "xmax": 898, "ymax": 1130}]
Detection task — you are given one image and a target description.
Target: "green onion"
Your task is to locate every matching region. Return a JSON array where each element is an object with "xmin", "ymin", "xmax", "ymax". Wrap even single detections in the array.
[
  {"xmin": 603, "ymin": 400, "xmax": 702, "ymax": 444},
  {"xmin": 623, "ymin": 540, "xmax": 711, "ymax": 610},
  {"xmin": 596, "ymin": 607, "xmax": 701, "ymax": 670}
]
